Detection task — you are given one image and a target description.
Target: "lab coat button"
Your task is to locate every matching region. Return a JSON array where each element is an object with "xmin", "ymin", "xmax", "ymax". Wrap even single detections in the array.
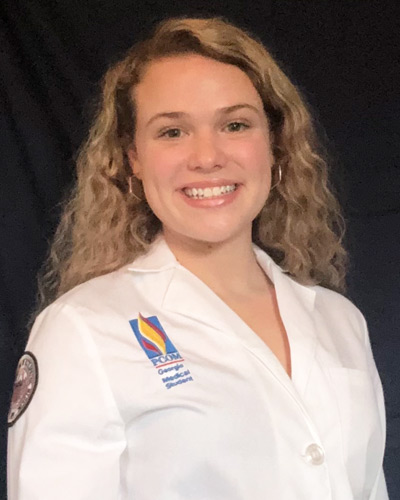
[{"xmin": 304, "ymin": 443, "xmax": 325, "ymax": 465}]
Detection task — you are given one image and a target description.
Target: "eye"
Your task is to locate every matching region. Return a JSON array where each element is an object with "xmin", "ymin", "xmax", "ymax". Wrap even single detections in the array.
[
  {"xmin": 159, "ymin": 128, "xmax": 183, "ymax": 139},
  {"xmin": 225, "ymin": 121, "xmax": 250, "ymax": 133}
]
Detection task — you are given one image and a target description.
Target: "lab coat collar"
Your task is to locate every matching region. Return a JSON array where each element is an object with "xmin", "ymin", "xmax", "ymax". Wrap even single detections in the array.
[
  {"xmin": 251, "ymin": 246, "xmax": 318, "ymax": 397},
  {"xmin": 127, "ymin": 235, "xmax": 178, "ymax": 272},
  {"xmin": 128, "ymin": 235, "xmax": 316, "ymax": 313},
  {"xmin": 252, "ymin": 245, "xmax": 316, "ymax": 313}
]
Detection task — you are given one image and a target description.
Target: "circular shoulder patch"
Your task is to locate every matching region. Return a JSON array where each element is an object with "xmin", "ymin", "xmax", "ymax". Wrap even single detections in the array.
[{"xmin": 8, "ymin": 352, "xmax": 38, "ymax": 427}]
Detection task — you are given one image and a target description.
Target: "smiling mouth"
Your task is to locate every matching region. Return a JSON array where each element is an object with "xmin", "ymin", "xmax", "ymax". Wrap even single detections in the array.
[{"xmin": 183, "ymin": 184, "xmax": 238, "ymax": 199}]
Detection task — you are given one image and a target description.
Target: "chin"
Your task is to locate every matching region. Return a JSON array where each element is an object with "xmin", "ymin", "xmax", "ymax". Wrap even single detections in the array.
[{"xmin": 171, "ymin": 224, "xmax": 250, "ymax": 247}]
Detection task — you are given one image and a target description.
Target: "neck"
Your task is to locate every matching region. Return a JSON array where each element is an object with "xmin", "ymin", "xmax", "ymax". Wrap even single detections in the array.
[{"xmin": 163, "ymin": 229, "xmax": 272, "ymax": 297}]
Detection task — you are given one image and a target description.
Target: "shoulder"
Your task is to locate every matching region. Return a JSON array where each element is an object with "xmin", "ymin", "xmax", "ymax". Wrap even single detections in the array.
[
  {"xmin": 30, "ymin": 267, "xmax": 133, "ymax": 340},
  {"xmin": 55, "ymin": 266, "xmax": 133, "ymax": 310},
  {"xmin": 31, "ymin": 257, "xmax": 176, "ymax": 342},
  {"xmin": 313, "ymin": 284, "xmax": 361, "ymax": 315},
  {"xmin": 41, "ymin": 237, "xmax": 178, "ymax": 317},
  {"xmin": 311, "ymin": 283, "xmax": 367, "ymax": 340},
  {"xmin": 256, "ymin": 245, "xmax": 366, "ymax": 331},
  {"xmin": 39, "ymin": 262, "xmax": 149, "ymax": 320}
]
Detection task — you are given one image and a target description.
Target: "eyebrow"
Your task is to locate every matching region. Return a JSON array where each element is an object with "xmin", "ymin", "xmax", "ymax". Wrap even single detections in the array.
[{"xmin": 145, "ymin": 103, "xmax": 262, "ymax": 127}]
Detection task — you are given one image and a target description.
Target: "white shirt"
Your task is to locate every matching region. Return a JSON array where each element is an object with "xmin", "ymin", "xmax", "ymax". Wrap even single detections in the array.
[{"xmin": 8, "ymin": 237, "xmax": 388, "ymax": 499}]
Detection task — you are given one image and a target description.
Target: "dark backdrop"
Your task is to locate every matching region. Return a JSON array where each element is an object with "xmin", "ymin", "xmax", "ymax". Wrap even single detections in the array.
[{"xmin": 1, "ymin": 1, "xmax": 399, "ymax": 498}]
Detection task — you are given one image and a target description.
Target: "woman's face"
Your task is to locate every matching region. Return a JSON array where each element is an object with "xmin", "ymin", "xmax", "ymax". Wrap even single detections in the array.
[{"xmin": 130, "ymin": 54, "xmax": 274, "ymax": 247}]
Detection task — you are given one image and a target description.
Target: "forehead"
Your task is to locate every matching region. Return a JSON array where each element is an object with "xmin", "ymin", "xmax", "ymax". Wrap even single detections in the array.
[{"xmin": 133, "ymin": 54, "xmax": 263, "ymax": 117}]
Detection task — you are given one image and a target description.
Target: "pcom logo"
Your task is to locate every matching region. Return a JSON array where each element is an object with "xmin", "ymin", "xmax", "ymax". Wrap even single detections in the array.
[{"xmin": 129, "ymin": 314, "xmax": 193, "ymax": 389}]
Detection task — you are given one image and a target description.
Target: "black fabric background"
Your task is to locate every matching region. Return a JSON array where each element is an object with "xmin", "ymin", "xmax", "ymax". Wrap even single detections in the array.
[{"xmin": 1, "ymin": 1, "xmax": 399, "ymax": 498}]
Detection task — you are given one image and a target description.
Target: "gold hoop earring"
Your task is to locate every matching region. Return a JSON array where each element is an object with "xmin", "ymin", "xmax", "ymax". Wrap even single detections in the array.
[
  {"xmin": 271, "ymin": 164, "xmax": 282, "ymax": 189},
  {"xmin": 127, "ymin": 175, "xmax": 142, "ymax": 201}
]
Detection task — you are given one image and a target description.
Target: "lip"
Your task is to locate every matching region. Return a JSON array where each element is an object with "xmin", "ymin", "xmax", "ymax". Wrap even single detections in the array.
[{"xmin": 178, "ymin": 179, "xmax": 240, "ymax": 190}]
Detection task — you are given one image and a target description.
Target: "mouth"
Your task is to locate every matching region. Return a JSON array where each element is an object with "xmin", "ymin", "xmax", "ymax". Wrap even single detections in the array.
[{"xmin": 182, "ymin": 184, "xmax": 239, "ymax": 199}]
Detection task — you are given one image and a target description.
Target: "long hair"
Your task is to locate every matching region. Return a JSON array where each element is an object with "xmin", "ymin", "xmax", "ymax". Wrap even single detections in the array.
[{"xmin": 38, "ymin": 16, "xmax": 347, "ymax": 311}]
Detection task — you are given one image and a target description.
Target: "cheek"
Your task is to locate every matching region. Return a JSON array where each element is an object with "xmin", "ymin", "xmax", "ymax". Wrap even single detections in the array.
[
  {"xmin": 138, "ymin": 154, "xmax": 181, "ymax": 215},
  {"xmin": 231, "ymin": 129, "xmax": 273, "ymax": 161},
  {"xmin": 140, "ymin": 146, "xmax": 191, "ymax": 200},
  {"xmin": 236, "ymin": 140, "xmax": 273, "ymax": 179},
  {"xmin": 139, "ymin": 151, "xmax": 173, "ymax": 187}
]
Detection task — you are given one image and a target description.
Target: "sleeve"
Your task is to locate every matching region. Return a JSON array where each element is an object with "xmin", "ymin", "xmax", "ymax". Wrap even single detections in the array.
[
  {"xmin": 7, "ymin": 302, "xmax": 126, "ymax": 500},
  {"xmin": 361, "ymin": 314, "xmax": 389, "ymax": 500}
]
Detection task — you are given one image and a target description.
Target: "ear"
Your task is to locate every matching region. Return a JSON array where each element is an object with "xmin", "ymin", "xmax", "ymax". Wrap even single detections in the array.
[{"xmin": 127, "ymin": 148, "xmax": 142, "ymax": 179}]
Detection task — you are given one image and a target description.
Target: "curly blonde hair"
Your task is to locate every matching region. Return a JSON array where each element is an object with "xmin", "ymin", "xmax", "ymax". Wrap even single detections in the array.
[{"xmin": 38, "ymin": 16, "xmax": 347, "ymax": 310}]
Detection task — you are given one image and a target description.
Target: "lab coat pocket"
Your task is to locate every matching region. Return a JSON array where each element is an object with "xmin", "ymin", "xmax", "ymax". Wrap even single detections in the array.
[{"xmin": 329, "ymin": 368, "xmax": 383, "ymax": 499}]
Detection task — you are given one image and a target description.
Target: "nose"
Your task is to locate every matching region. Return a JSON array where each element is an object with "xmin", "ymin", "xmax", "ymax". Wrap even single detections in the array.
[{"xmin": 187, "ymin": 130, "xmax": 226, "ymax": 172}]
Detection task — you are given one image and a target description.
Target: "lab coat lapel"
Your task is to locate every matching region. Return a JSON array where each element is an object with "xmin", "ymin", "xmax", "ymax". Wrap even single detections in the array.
[
  {"xmin": 129, "ymin": 237, "xmax": 318, "ymax": 399},
  {"xmin": 162, "ymin": 263, "xmax": 306, "ymax": 401},
  {"xmin": 255, "ymin": 248, "xmax": 318, "ymax": 398},
  {"xmin": 130, "ymin": 238, "xmax": 269, "ymax": 350}
]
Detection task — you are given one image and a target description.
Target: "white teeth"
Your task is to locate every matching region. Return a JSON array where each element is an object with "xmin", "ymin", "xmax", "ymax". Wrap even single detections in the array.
[{"xmin": 183, "ymin": 184, "xmax": 237, "ymax": 199}]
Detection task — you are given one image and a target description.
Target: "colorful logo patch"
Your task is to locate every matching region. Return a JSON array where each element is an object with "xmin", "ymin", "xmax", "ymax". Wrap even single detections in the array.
[
  {"xmin": 130, "ymin": 314, "xmax": 193, "ymax": 389},
  {"xmin": 8, "ymin": 352, "xmax": 38, "ymax": 427}
]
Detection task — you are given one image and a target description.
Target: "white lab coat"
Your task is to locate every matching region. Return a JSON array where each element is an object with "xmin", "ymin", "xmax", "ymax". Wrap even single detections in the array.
[{"xmin": 8, "ymin": 236, "xmax": 388, "ymax": 500}]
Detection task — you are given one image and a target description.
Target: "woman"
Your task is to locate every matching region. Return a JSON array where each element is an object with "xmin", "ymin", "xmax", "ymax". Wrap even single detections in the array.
[{"xmin": 8, "ymin": 16, "xmax": 388, "ymax": 500}]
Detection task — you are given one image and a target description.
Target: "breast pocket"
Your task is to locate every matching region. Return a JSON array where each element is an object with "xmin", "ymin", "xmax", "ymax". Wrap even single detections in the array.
[{"xmin": 329, "ymin": 368, "xmax": 384, "ymax": 499}]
